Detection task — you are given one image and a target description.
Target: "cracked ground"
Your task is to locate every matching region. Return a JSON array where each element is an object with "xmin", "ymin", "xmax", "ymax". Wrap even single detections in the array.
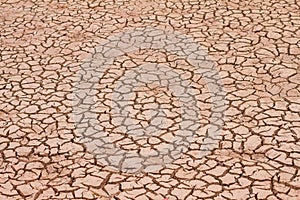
[{"xmin": 0, "ymin": 0, "xmax": 300, "ymax": 199}]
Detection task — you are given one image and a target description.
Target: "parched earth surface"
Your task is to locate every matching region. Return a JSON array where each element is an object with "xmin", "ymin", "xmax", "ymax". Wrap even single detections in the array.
[{"xmin": 0, "ymin": 0, "xmax": 300, "ymax": 199}]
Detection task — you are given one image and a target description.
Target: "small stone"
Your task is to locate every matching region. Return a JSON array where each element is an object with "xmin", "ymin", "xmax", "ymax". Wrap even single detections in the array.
[
  {"xmin": 245, "ymin": 135, "xmax": 261, "ymax": 151},
  {"xmin": 214, "ymin": 43, "xmax": 229, "ymax": 51},
  {"xmin": 17, "ymin": 184, "xmax": 34, "ymax": 196},
  {"xmin": 290, "ymin": 45, "xmax": 300, "ymax": 55},
  {"xmin": 24, "ymin": 105, "xmax": 39, "ymax": 114},
  {"xmin": 267, "ymin": 31, "xmax": 281, "ymax": 40}
]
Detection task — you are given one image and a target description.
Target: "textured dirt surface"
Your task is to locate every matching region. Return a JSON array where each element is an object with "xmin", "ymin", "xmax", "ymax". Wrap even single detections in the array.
[{"xmin": 1, "ymin": 0, "xmax": 300, "ymax": 199}]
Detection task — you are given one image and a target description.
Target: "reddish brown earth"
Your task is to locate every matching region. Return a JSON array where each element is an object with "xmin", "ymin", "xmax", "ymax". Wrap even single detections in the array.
[{"xmin": 0, "ymin": 0, "xmax": 300, "ymax": 199}]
